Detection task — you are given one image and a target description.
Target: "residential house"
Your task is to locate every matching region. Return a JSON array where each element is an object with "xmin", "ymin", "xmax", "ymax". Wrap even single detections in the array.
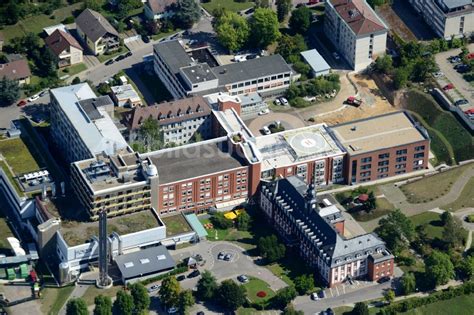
[
  {"xmin": 0, "ymin": 57, "xmax": 31, "ymax": 85},
  {"xmin": 408, "ymin": 0, "xmax": 474, "ymax": 39},
  {"xmin": 144, "ymin": 0, "xmax": 177, "ymax": 20},
  {"xmin": 76, "ymin": 9, "xmax": 120, "ymax": 56},
  {"xmin": 45, "ymin": 29, "xmax": 84, "ymax": 68},
  {"xmin": 324, "ymin": 0, "xmax": 388, "ymax": 71},
  {"xmin": 111, "ymin": 84, "xmax": 143, "ymax": 108}
]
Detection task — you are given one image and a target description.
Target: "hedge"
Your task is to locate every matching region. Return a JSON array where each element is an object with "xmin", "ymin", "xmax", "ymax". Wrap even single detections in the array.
[
  {"xmin": 140, "ymin": 266, "xmax": 188, "ymax": 285},
  {"xmin": 377, "ymin": 281, "xmax": 474, "ymax": 314}
]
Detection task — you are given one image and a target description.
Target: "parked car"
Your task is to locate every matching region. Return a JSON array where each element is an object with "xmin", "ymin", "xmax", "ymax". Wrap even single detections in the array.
[
  {"xmin": 258, "ymin": 108, "xmax": 269, "ymax": 115},
  {"xmin": 217, "ymin": 252, "xmax": 225, "ymax": 260},
  {"xmin": 279, "ymin": 97, "xmax": 289, "ymax": 105},
  {"xmin": 432, "ymin": 71, "xmax": 443, "ymax": 78},
  {"xmin": 105, "ymin": 59, "xmax": 115, "ymax": 66},
  {"xmin": 28, "ymin": 94, "xmax": 40, "ymax": 102},
  {"xmin": 224, "ymin": 253, "xmax": 233, "ymax": 261},
  {"xmin": 453, "ymin": 63, "xmax": 466, "ymax": 70},
  {"xmin": 176, "ymin": 275, "xmax": 186, "ymax": 281},
  {"xmin": 319, "ymin": 290, "xmax": 326, "ymax": 298},
  {"xmin": 443, "ymin": 83, "xmax": 454, "ymax": 90},
  {"xmin": 39, "ymin": 90, "xmax": 48, "ymax": 97},
  {"xmin": 311, "ymin": 292, "xmax": 319, "ymax": 300},
  {"xmin": 237, "ymin": 275, "xmax": 249, "ymax": 283},
  {"xmin": 377, "ymin": 276, "xmax": 390, "ymax": 284},
  {"xmin": 449, "ymin": 56, "xmax": 461, "ymax": 63},
  {"xmin": 167, "ymin": 307, "xmax": 178, "ymax": 314},
  {"xmin": 17, "ymin": 100, "xmax": 27, "ymax": 107},
  {"xmin": 196, "ymin": 312, "xmax": 205, "ymax": 315},
  {"xmin": 332, "ymin": 52, "xmax": 340, "ymax": 60},
  {"xmin": 262, "ymin": 126, "xmax": 271, "ymax": 135},
  {"xmin": 116, "ymin": 54, "xmax": 126, "ymax": 62},
  {"xmin": 456, "ymin": 64, "xmax": 470, "ymax": 73},
  {"xmin": 244, "ymin": 8, "xmax": 255, "ymax": 14},
  {"xmin": 246, "ymin": 54, "xmax": 259, "ymax": 60},
  {"xmin": 274, "ymin": 98, "xmax": 281, "ymax": 106},
  {"xmin": 454, "ymin": 99, "xmax": 469, "ymax": 106},
  {"xmin": 303, "ymin": 96, "xmax": 316, "ymax": 102},
  {"xmin": 187, "ymin": 270, "xmax": 201, "ymax": 278},
  {"xmin": 147, "ymin": 284, "xmax": 160, "ymax": 293},
  {"xmin": 233, "ymin": 55, "xmax": 247, "ymax": 62},
  {"xmin": 142, "ymin": 35, "xmax": 150, "ymax": 43}
]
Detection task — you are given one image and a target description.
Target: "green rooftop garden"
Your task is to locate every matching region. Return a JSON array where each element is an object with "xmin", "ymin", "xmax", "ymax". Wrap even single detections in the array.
[{"xmin": 0, "ymin": 138, "xmax": 41, "ymax": 175}]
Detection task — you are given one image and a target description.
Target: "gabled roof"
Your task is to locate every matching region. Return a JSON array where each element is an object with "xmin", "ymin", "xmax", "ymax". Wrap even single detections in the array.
[
  {"xmin": 330, "ymin": 0, "xmax": 387, "ymax": 35},
  {"xmin": 0, "ymin": 59, "xmax": 31, "ymax": 81},
  {"xmin": 76, "ymin": 9, "xmax": 118, "ymax": 42},
  {"xmin": 146, "ymin": 0, "xmax": 177, "ymax": 14},
  {"xmin": 126, "ymin": 96, "xmax": 212, "ymax": 129},
  {"xmin": 45, "ymin": 29, "xmax": 83, "ymax": 56}
]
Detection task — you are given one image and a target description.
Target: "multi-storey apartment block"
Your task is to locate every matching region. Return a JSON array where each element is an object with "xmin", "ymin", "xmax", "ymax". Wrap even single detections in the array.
[
  {"xmin": 49, "ymin": 83, "xmax": 129, "ymax": 163},
  {"xmin": 330, "ymin": 112, "xmax": 430, "ymax": 184},
  {"xmin": 153, "ymin": 40, "xmax": 293, "ymax": 99},
  {"xmin": 325, "ymin": 0, "xmax": 388, "ymax": 71},
  {"xmin": 125, "ymin": 96, "xmax": 213, "ymax": 145},
  {"xmin": 260, "ymin": 176, "xmax": 394, "ymax": 287},
  {"xmin": 408, "ymin": 0, "xmax": 474, "ymax": 39}
]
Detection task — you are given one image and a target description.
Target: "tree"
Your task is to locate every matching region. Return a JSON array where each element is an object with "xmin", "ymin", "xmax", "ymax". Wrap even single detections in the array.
[
  {"xmin": 190, "ymin": 131, "xmax": 203, "ymax": 143},
  {"xmin": 66, "ymin": 298, "xmax": 88, "ymax": 315},
  {"xmin": 84, "ymin": 0, "xmax": 105, "ymax": 11},
  {"xmin": 375, "ymin": 209, "xmax": 414, "ymax": 255},
  {"xmin": 383, "ymin": 289, "xmax": 395, "ymax": 304},
  {"xmin": 72, "ymin": 77, "xmax": 81, "ymax": 84},
  {"xmin": 216, "ymin": 280, "xmax": 247, "ymax": 311},
  {"xmin": 442, "ymin": 213, "xmax": 464, "ymax": 250},
  {"xmin": 457, "ymin": 256, "xmax": 474, "ymax": 280},
  {"xmin": 236, "ymin": 211, "xmax": 251, "ymax": 231},
  {"xmin": 352, "ymin": 302, "xmax": 369, "ymax": 315},
  {"xmin": 293, "ymin": 274, "xmax": 314, "ymax": 295},
  {"xmin": 289, "ymin": 6, "xmax": 312, "ymax": 34},
  {"xmin": 393, "ymin": 67, "xmax": 409, "ymax": 89},
  {"xmin": 367, "ymin": 0, "xmax": 386, "ymax": 8},
  {"xmin": 374, "ymin": 55, "xmax": 393, "ymax": 74},
  {"xmin": 425, "ymin": 250, "xmax": 455, "ymax": 287},
  {"xmin": 130, "ymin": 283, "xmax": 150, "ymax": 314},
  {"xmin": 113, "ymin": 290, "xmax": 134, "ymax": 315},
  {"xmin": 255, "ymin": 0, "xmax": 270, "ymax": 8},
  {"xmin": 159, "ymin": 276, "xmax": 181, "ymax": 308},
  {"xmin": 401, "ymin": 272, "xmax": 416, "ymax": 295},
  {"xmin": 173, "ymin": 0, "xmax": 201, "ymax": 29},
  {"xmin": 116, "ymin": 0, "xmax": 142, "ymax": 20},
  {"xmin": 215, "ymin": 11, "xmax": 249, "ymax": 52},
  {"xmin": 178, "ymin": 290, "xmax": 195, "ymax": 314},
  {"xmin": 276, "ymin": 34, "xmax": 307, "ymax": 62},
  {"xmin": 249, "ymin": 8, "xmax": 280, "ymax": 48},
  {"xmin": 272, "ymin": 286, "xmax": 297, "ymax": 309},
  {"xmin": 210, "ymin": 212, "xmax": 234, "ymax": 229},
  {"xmin": 94, "ymin": 295, "xmax": 112, "ymax": 315},
  {"xmin": 258, "ymin": 234, "xmax": 286, "ymax": 263},
  {"xmin": 137, "ymin": 116, "xmax": 163, "ymax": 152},
  {"xmin": 283, "ymin": 304, "xmax": 304, "ymax": 315},
  {"xmin": 0, "ymin": 76, "xmax": 20, "ymax": 106},
  {"xmin": 276, "ymin": 0, "xmax": 291, "ymax": 22},
  {"xmin": 366, "ymin": 191, "xmax": 376, "ymax": 211},
  {"xmin": 196, "ymin": 270, "xmax": 218, "ymax": 301}
]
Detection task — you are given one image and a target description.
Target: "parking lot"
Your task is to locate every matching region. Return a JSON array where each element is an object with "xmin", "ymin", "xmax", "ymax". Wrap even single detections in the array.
[{"xmin": 435, "ymin": 45, "xmax": 474, "ymax": 108}]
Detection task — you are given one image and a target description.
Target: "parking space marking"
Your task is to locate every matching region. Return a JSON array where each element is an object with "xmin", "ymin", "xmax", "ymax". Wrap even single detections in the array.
[
  {"xmin": 342, "ymin": 284, "xmax": 346, "ymax": 294},
  {"xmin": 335, "ymin": 286, "xmax": 339, "ymax": 296},
  {"xmin": 329, "ymin": 288, "xmax": 333, "ymax": 297}
]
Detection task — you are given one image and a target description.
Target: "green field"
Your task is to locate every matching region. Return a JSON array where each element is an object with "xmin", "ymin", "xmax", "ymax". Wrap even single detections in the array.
[
  {"xmin": 201, "ymin": 0, "xmax": 254, "ymax": 13},
  {"xmin": 400, "ymin": 163, "xmax": 473, "ymax": 204},
  {"xmin": 442, "ymin": 177, "xmax": 474, "ymax": 211},
  {"xmin": 40, "ymin": 285, "xmax": 75, "ymax": 315},
  {"xmin": 81, "ymin": 285, "xmax": 122, "ymax": 306},
  {"xmin": 161, "ymin": 214, "xmax": 193, "ymax": 237},
  {"xmin": 409, "ymin": 212, "xmax": 444, "ymax": 239},
  {"xmin": 58, "ymin": 63, "xmax": 87, "ymax": 78},
  {"xmin": 242, "ymin": 277, "xmax": 275, "ymax": 304},
  {"xmin": 0, "ymin": 3, "xmax": 83, "ymax": 43},
  {"xmin": 401, "ymin": 294, "xmax": 474, "ymax": 315},
  {"xmin": 199, "ymin": 217, "xmax": 253, "ymax": 248},
  {"xmin": 403, "ymin": 90, "xmax": 474, "ymax": 164}
]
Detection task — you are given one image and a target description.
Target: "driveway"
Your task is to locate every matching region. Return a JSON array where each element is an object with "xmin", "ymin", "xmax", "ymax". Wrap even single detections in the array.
[{"xmin": 435, "ymin": 44, "xmax": 474, "ymax": 106}]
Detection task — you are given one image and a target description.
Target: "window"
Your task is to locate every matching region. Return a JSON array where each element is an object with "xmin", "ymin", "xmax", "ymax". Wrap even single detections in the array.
[
  {"xmin": 361, "ymin": 157, "xmax": 372, "ymax": 163},
  {"xmin": 396, "ymin": 149, "xmax": 407, "ymax": 155},
  {"xmin": 415, "ymin": 145, "xmax": 425, "ymax": 151},
  {"xmin": 414, "ymin": 152, "xmax": 424, "ymax": 158},
  {"xmin": 361, "ymin": 164, "xmax": 371, "ymax": 170},
  {"xmin": 377, "ymin": 167, "xmax": 389, "ymax": 173},
  {"xmin": 378, "ymin": 160, "xmax": 389, "ymax": 166},
  {"xmin": 378, "ymin": 153, "xmax": 390, "ymax": 159},
  {"xmin": 396, "ymin": 156, "xmax": 407, "ymax": 162}
]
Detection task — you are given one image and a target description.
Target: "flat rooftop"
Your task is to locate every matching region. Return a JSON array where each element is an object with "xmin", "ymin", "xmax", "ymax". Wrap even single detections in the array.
[
  {"xmin": 153, "ymin": 40, "xmax": 192, "ymax": 75},
  {"xmin": 330, "ymin": 111, "xmax": 428, "ymax": 155},
  {"xmin": 0, "ymin": 137, "xmax": 42, "ymax": 176},
  {"xmin": 181, "ymin": 63, "xmax": 217, "ymax": 84},
  {"xmin": 61, "ymin": 209, "xmax": 162, "ymax": 246},
  {"xmin": 144, "ymin": 138, "xmax": 248, "ymax": 184},
  {"xmin": 253, "ymin": 124, "xmax": 344, "ymax": 171},
  {"xmin": 301, "ymin": 49, "xmax": 331, "ymax": 73}
]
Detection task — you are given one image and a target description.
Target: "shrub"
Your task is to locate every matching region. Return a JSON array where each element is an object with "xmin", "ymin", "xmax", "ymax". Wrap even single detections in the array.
[{"xmin": 62, "ymin": 16, "xmax": 75, "ymax": 24}]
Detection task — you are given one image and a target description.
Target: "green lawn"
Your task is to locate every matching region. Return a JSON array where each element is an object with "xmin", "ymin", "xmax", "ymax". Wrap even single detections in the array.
[
  {"xmin": 199, "ymin": 217, "xmax": 253, "ymax": 248},
  {"xmin": 401, "ymin": 294, "xmax": 474, "ymax": 315},
  {"xmin": 0, "ymin": 203, "xmax": 14, "ymax": 252},
  {"xmin": 81, "ymin": 285, "xmax": 123, "ymax": 306},
  {"xmin": 265, "ymin": 255, "xmax": 314, "ymax": 287},
  {"xmin": 403, "ymin": 90, "xmax": 474, "ymax": 164},
  {"xmin": 0, "ymin": 161, "xmax": 24, "ymax": 196},
  {"xmin": 0, "ymin": 3, "xmax": 83, "ymax": 43},
  {"xmin": 58, "ymin": 63, "xmax": 87, "ymax": 78},
  {"xmin": 201, "ymin": 0, "xmax": 254, "ymax": 13},
  {"xmin": 0, "ymin": 138, "xmax": 42, "ymax": 175},
  {"xmin": 442, "ymin": 177, "xmax": 474, "ymax": 211},
  {"xmin": 242, "ymin": 277, "xmax": 275, "ymax": 304},
  {"xmin": 350, "ymin": 197, "xmax": 395, "ymax": 222},
  {"xmin": 409, "ymin": 212, "xmax": 444, "ymax": 239},
  {"xmin": 399, "ymin": 163, "xmax": 473, "ymax": 204},
  {"xmin": 40, "ymin": 285, "xmax": 75, "ymax": 315},
  {"xmin": 133, "ymin": 70, "xmax": 172, "ymax": 103},
  {"xmin": 161, "ymin": 214, "xmax": 193, "ymax": 237}
]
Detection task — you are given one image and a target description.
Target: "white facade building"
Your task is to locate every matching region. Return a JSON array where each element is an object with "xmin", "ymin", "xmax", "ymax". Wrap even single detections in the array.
[
  {"xmin": 408, "ymin": 0, "xmax": 474, "ymax": 39},
  {"xmin": 325, "ymin": 0, "xmax": 388, "ymax": 71}
]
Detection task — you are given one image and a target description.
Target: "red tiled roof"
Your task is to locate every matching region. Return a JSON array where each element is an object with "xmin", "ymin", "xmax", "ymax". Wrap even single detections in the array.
[
  {"xmin": 127, "ymin": 96, "xmax": 211, "ymax": 130},
  {"xmin": 330, "ymin": 0, "xmax": 386, "ymax": 35},
  {"xmin": 45, "ymin": 29, "xmax": 83, "ymax": 56},
  {"xmin": 0, "ymin": 59, "xmax": 31, "ymax": 81}
]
